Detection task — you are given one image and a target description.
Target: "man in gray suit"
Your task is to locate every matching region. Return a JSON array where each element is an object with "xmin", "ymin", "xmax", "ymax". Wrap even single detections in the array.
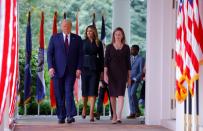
[{"xmin": 127, "ymin": 45, "xmax": 144, "ymax": 119}]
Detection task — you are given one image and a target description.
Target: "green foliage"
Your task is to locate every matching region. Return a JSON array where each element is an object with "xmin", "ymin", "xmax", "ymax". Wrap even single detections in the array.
[
  {"xmin": 39, "ymin": 100, "xmax": 51, "ymax": 115},
  {"xmin": 19, "ymin": 0, "xmax": 113, "ymax": 50},
  {"xmin": 18, "ymin": 47, "xmax": 51, "ymax": 115},
  {"xmin": 18, "ymin": 48, "xmax": 38, "ymax": 106},
  {"xmin": 19, "ymin": 0, "xmax": 146, "ymax": 49},
  {"xmin": 26, "ymin": 101, "xmax": 38, "ymax": 115},
  {"xmin": 130, "ymin": 0, "xmax": 147, "ymax": 53}
]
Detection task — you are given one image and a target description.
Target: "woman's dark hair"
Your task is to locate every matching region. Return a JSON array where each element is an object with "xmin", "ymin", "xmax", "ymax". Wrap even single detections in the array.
[
  {"xmin": 85, "ymin": 25, "xmax": 99, "ymax": 46},
  {"xmin": 111, "ymin": 27, "xmax": 126, "ymax": 44}
]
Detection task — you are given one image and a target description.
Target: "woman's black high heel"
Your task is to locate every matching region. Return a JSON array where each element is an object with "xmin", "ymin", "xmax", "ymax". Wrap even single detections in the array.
[{"xmin": 90, "ymin": 118, "xmax": 95, "ymax": 122}]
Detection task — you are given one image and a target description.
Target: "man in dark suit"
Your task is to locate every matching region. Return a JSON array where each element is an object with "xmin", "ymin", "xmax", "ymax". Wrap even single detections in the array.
[
  {"xmin": 127, "ymin": 45, "xmax": 144, "ymax": 119},
  {"xmin": 47, "ymin": 19, "xmax": 83, "ymax": 124}
]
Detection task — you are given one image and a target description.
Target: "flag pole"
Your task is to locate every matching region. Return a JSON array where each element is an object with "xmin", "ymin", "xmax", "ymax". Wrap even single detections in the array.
[
  {"xmin": 188, "ymin": 89, "xmax": 192, "ymax": 131},
  {"xmin": 51, "ymin": 108, "xmax": 53, "ymax": 115},
  {"xmin": 37, "ymin": 104, "xmax": 40, "ymax": 115},
  {"xmin": 92, "ymin": 12, "xmax": 96, "ymax": 27},
  {"xmin": 24, "ymin": 104, "xmax": 27, "ymax": 115},
  {"xmin": 184, "ymin": 99, "xmax": 187, "ymax": 131},
  {"xmin": 63, "ymin": 12, "xmax": 66, "ymax": 19},
  {"xmin": 196, "ymin": 80, "xmax": 199, "ymax": 131}
]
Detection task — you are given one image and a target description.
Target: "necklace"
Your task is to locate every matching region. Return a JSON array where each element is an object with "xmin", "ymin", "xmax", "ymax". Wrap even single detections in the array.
[{"xmin": 113, "ymin": 43, "xmax": 123, "ymax": 50}]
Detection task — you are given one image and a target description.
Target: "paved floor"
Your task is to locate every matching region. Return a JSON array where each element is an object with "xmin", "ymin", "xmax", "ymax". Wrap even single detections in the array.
[{"xmin": 14, "ymin": 116, "xmax": 172, "ymax": 131}]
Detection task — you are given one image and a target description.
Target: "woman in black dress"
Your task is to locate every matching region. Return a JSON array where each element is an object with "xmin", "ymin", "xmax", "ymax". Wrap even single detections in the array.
[
  {"xmin": 81, "ymin": 25, "xmax": 104, "ymax": 122},
  {"xmin": 104, "ymin": 27, "xmax": 131, "ymax": 124}
]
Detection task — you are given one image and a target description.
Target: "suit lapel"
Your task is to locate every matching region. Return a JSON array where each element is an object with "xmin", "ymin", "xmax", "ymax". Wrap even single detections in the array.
[
  {"xmin": 59, "ymin": 33, "xmax": 66, "ymax": 51},
  {"xmin": 69, "ymin": 33, "xmax": 75, "ymax": 48}
]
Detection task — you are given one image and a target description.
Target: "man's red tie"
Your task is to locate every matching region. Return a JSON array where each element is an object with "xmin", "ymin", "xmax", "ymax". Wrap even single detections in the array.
[{"xmin": 65, "ymin": 35, "xmax": 69, "ymax": 49}]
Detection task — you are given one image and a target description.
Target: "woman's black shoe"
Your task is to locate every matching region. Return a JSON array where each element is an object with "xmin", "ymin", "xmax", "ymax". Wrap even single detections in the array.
[
  {"xmin": 90, "ymin": 118, "xmax": 95, "ymax": 122},
  {"xmin": 117, "ymin": 120, "xmax": 122, "ymax": 124}
]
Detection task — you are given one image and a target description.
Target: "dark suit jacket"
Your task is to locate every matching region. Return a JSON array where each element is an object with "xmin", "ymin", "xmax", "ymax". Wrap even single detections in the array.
[
  {"xmin": 47, "ymin": 32, "xmax": 83, "ymax": 78},
  {"xmin": 82, "ymin": 39, "xmax": 104, "ymax": 73}
]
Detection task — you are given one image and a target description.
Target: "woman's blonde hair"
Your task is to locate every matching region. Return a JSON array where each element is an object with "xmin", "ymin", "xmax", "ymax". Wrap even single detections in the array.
[{"xmin": 85, "ymin": 25, "xmax": 99, "ymax": 46}]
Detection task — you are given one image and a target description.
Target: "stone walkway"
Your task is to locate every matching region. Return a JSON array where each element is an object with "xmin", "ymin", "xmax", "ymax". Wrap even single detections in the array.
[{"xmin": 14, "ymin": 116, "xmax": 172, "ymax": 131}]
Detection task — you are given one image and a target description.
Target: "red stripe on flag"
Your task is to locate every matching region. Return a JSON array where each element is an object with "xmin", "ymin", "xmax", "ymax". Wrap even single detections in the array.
[
  {"xmin": 183, "ymin": 22, "xmax": 199, "ymax": 73},
  {"xmin": 0, "ymin": 0, "xmax": 12, "ymax": 123},
  {"xmin": 103, "ymin": 91, "xmax": 108, "ymax": 106},
  {"xmin": 176, "ymin": 26, "xmax": 182, "ymax": 40},
  {"xmin": 50, "ymin": 80, "xmax": 56, "ymax": 108},
  {"xmin": 9, "ymin": 0, "xmax": 18, "ymax": 121},
  {"xmin": 39, "ymin": 12, "xmax": 44, "ymax": 48},
  {"xmin": 193, "ymin": 17, "xmax": 203, "ymax": 53},
  {"xmin": 175, "ymin": 53, "xmax": 184, "ymax": 73}
]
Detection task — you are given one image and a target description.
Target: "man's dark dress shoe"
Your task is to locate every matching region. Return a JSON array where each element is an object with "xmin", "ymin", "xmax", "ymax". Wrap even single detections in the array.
[
  {"xmin": 126, "ymin": 114, "xmax": 136, "ymax": 119},
  {"xmin": 67, "ymin": 117, "xmax": 75, "ymax": 124},
  {"xmin": 58, "ymin": 119, "xmax": 65, "ymax": 124},
  {"xmin": 95, "ymin": 113, "xmax": 100, "ymax": 120}
]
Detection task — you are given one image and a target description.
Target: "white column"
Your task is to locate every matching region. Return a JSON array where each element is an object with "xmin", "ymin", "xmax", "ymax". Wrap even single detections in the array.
[
  {"xmin": 112, "ymin": 0, "xmax": 130, "ymax": 118},
  {"xmin": 146, "ymin": 0, "xmax": 176, "ymax": 128},
  {"xmin": 145, "ymin": 0, "xmax": 163, "ymax": 125},
  {"xmin": 112, "ymin": 0, "xmax": 130, "ymax": 44}
]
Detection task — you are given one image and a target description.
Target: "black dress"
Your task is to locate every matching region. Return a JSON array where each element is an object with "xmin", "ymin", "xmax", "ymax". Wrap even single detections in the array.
[
  {"xmin": 81, "ymin": 39, "xmax": 104, "ymax": 97},
  {"xmin": 104, "ymin": 44, "xmax": 131, "ymax": 97}
]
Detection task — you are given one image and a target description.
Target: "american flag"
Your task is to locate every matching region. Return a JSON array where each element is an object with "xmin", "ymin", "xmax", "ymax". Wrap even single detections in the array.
[
  {"xmin": 0, "ymin": 0, "xmax": 18, "ymax": 124},
  {"xmin": 176, "ymin": 0, "xmax": 203, "ymax": 102}
]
